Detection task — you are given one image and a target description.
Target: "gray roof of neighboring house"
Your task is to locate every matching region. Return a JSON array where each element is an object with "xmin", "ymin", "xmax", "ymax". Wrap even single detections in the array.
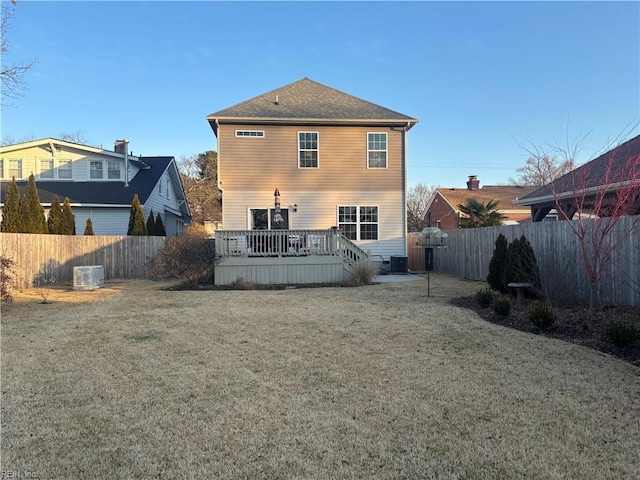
[
  {"xmin": 0, "ymin": 157, "xmax": 173, "ymax": 206},
  {"xmin": 516, "ymin": 134, "xmax": 640, "ymax": 205},
  {"xmin": 207, "ymin": 77, "xmax": 418, "ymax": 132}
]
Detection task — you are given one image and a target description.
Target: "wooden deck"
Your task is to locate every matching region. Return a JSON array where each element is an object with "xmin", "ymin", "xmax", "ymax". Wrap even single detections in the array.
[{"xmin": 214, "ymin": 229, "xmax": 369, "ymax": 285}]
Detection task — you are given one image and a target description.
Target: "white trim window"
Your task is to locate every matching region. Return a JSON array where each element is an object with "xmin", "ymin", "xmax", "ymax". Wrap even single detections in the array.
[
  {"xmin": 90, "ymin": 160, "xmax": 103, "ymax": 179},
  {"xmin": 58, "ymin": 159, "xmax": 72, "ymax": 179},
  {"xmin": 8, "ymin": 159, "xmax": 22, "ymax": 179},
  {"xmin": 338, "ymin": 205, "xmax": 379, "ymax": 241},
  {"xmin": 367, "ymin": 133, "xmax": 387, "ymax": 168},
  {"xmin": 107, "ymin": 160, "xmax": 121, "ymax": 179},
  {"xmin": 0, "ymin": 158, "xmax": 3, "ymax": 178},
  {"xmin": 235, "ymin": 130, "xmax": 265, "ymax": 138},
  {"xmin": 40, "ymin": 158, "xmax": 54, "ymax": 179},
  {"xmin": 298, "ymin": 132, "xmax": 318, "ymax": 168}
]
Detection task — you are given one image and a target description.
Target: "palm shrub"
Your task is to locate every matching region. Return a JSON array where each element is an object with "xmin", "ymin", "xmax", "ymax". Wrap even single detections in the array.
[{"xmin": 487, "ymin": 233, "xmax": 508, "ymax": 293}]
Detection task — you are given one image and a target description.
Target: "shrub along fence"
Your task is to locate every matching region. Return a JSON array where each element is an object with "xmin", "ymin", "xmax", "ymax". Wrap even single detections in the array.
[
  {"xmin": 408, "ymin": 216, "xmax": 639, "ymax": 307},
  {"xmin": 1, "ymin": 233, "xmax": 167, "ymax": 290}
]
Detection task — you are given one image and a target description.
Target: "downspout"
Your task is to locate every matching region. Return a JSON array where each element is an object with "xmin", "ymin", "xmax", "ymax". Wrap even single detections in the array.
[{"xmin": 402, "ymin": 122, "xmax": 410, "ymax": 256}]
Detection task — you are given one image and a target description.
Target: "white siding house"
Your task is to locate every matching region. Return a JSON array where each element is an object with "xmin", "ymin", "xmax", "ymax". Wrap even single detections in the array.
[
  {"xmin": 0, "ymin": 138, "xmax": 191, "ymax": 235},
  {"xmin": 207, "ymin": 78, "xmax": 417, "ymax": 260}
]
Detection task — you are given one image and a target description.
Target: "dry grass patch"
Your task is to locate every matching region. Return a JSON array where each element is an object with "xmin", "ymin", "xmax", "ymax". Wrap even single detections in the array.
[{"xmin": 1, "ymin": 275, "xmax": 639, "ymax": 479}]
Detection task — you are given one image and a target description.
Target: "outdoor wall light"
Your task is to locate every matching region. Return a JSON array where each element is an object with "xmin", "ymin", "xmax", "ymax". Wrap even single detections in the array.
[{"xmin": 289, "ymin": 204, "xmax": 298, "ymax": 212}]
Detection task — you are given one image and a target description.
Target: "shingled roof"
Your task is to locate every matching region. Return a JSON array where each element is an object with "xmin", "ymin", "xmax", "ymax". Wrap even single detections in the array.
[
  {"xmin": 207, "ymin": 77, "xmax": 417, "ymax": 133},
  {"xmin": 435, "ymin": 185, "xmax": 538, "ymax": 213},
  {"xmin": 516, "ymin": 134, "xmax": 640, "ymax": 205},
  {"xmin": 0, "ymin": 157, "xmax": 173, "ymax": 206}
]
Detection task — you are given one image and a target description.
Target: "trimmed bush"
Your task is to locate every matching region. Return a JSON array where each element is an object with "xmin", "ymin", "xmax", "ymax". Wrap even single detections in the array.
[
  {"xmin": 127, "ymin": 194, "xmax": 147, "ymax": 236},
  {"xmin": 84, "ymin": 218, "xmax": 95, "ymax": 235},
  {"xmin": 606, "ymin": 320, "xmax": 638, "ymax": 348},
  {"xmin": 155, "ymin": 213, "xmax": 166, "ymax": 236},
  {"xmin": 487, "ymin": 233, "xmax": 508, "ymax": 293},
  {"xmin": 146, "ymin": 210, "xmax": 156, "ymax": 236},
  {"xmin": 150, "ymin": 225, "xmax": 217, "ymax": 287},
  {"xmin": 475, "ymin": 287, "xmax": 494, "ymax": 307},
  {"xmin": 1, "ymin": 178, "xmax": 21, "ymax": 233},
  {"xmin": 528, "ymin": 300, "xmax": 555, "ymax": 330},
  {"xmin": 47, "ymin": 194, "xmax": 64, "ymax": 234},
  {"xmin": 491, "ymin": 296, "xmax": 511, "ymax": 317}
]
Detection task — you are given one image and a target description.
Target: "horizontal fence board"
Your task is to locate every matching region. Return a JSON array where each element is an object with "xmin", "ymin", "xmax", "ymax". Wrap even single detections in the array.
[
  {"xmin": 1, "ymin": 233, "xmax": 166, "ymax": 290},
  {"xmin": 407, "ymin": 216, "xmax": 639, "ymax": 307}
]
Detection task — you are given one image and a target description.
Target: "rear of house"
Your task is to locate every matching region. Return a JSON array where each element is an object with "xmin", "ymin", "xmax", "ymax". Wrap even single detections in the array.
[{"xmin": 207, "ymin": 78, "xmax": 418, "ymax": 261}]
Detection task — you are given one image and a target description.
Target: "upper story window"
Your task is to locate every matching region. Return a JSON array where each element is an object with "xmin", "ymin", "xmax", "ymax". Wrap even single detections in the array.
[
  {"xmin": 40, "ymin": 158, "xmax": 54, "ymax": 179},
  {"xmin": 367, "ymin": 133, "xmax": 387, "ymax": 168},
  {"xmin": 107, "ymin": 160, "xmax": 121, "ymax": 179},
  {"xmin": 8, "ymin": 159, "xmax": 22, "ymax": 179},
  {"xmin": 298, "ymin": 132, "xmax": 318, "ymax": 168},
  {"xmin": 90, "ymin": 161, "xmax": 103, "ymax": 179},
  {"xmin": 0, "ymin": 159, "xmax": 4, "ymax": 177},
  {"xmin": 236, "ymin": 130, "xmax": 265, "ymax": 138},
  {"xmin": 58, "ymin": 159, "xmax": 72, "ymax": 179}
]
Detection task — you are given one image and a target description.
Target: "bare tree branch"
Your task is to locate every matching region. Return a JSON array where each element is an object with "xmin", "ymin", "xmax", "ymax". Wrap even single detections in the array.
[{"xmin": 1, "ymin": 7, "xmax": 37, "ymax": 106}]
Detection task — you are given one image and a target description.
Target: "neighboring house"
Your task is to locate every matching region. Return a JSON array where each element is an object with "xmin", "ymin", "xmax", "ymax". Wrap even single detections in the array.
[
  {"xmin": 515, "ymin": 134, "xmax": 640, "ymax": 221},
  {"xmin": 423, "ymin": 175, "xmax": 537, "ymax": 230},
  {"xmin": 0, "ymin": 138, "xmax": 191, "ymax": 235},
  {"xmin": 206, "ymin": 77, "xmax": 418, "ymax": 259}
]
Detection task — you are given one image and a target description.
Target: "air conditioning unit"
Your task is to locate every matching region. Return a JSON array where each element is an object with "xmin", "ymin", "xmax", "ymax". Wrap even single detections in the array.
[
  {"xmin": 389, "ymin": 256, "xmax": 408, "ymax": 274},
  {"xmin": 73, "ymin": 265, "xmax": 105, "ymax": 290}
]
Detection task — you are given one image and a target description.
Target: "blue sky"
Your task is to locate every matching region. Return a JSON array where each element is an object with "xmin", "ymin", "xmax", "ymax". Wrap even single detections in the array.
[{"xmin": 2, "ymin": 1, "xmax": 639, "ymax": 189}]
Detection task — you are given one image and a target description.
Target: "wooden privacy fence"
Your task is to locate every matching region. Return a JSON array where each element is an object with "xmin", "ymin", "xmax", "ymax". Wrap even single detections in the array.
[
  {"xmin": 408, "ymin": 216, "xmax": 639, "ymax": 307},
  {"xmin": 1, "ymin": 233, "xmax": 167, "ymax": 290}
]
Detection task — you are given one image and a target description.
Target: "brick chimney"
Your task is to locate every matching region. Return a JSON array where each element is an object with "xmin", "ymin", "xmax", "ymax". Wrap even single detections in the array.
[{"xmin": 466, "ymin": 175, "xmax": 480, "ymax": 191}]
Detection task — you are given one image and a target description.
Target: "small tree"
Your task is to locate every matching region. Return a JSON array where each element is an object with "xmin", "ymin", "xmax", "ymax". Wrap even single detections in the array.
[
  {"xmin": 83, "ymin": 218, "xmax": 94, "ymax": 235},
  {"xmin": 1, "ymin": 177, "xmax": 20, "ymax": 232},
  {"xmin": 127, "ymin": 194, "xmax": 147, "ymax": 236},
  {"xmin": 18, "ymin": 174, "xmax": 47, "ymax": 233},
  {"xmin": 146, "ymin": 209, "xmax": 156, "ymax": 236},
  {"xmin": 61, "ymin": 197, "xmax": 76, "ymax": 235},
  {"xmin": 487, "ymin": 233, "xmax": 509, "ymax": 293},
  {"xmin": 155, "ymin": 212, "xmax": 166, "ymax": 236},
  {"xmin": 407, "ymin": 183, "xmax": 436, "ymax": 232},
  {"xmin": 522, "ymin": 131, "xmax": 640, "ymax": 314},
  {"xmin": 47, "ymin": 194, "xmax": 63, "ymax": 234},
  {"xmin": 458, "ymin": 198, "xmax": 505, "ymax": 228}
]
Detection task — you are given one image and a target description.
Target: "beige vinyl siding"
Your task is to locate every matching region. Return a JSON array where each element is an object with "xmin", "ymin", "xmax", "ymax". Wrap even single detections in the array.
[
  {"xmin": 223, "ymin": 189, "xmax": 405, "ymax": 259},
  {"xmin": 218, "ymin": 124, "xmax": 403, "ymax": 192},
  {"xmin": 0, "ymin": 144, "xmax": 139, "ymax": 182}
]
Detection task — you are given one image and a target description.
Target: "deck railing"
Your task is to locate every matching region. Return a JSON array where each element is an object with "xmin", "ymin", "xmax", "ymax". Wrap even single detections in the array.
[{"xmin": 214, "ymin": 229, "xmax": 370, "ymax": 265}]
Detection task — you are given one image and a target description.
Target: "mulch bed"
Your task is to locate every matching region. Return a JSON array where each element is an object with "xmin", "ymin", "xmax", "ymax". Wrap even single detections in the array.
[{"xmin": 450, "ymin": 295, "xmax": 640, "ymax": 367}]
